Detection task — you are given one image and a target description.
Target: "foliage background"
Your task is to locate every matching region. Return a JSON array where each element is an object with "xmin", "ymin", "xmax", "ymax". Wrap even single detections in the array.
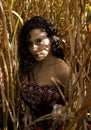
[{"xmin": 0, "ymin": 0, "xmax": 91, "ymax": 130}]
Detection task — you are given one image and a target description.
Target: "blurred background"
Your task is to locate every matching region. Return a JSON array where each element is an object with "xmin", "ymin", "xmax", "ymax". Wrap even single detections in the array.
[{"xmin": 0, "ymin": 0, "xmax": 91, "ymax": 129}]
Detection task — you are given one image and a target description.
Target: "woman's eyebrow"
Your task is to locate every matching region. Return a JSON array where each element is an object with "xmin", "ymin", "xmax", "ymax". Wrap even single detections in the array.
[{"xmin": 32, "ymin": 36, "xmax": 47, "ymax": 42}]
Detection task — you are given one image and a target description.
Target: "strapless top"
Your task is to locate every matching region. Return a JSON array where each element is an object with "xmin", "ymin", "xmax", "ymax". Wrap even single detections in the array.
[{"xmin": 20, "ymin": 82, "xmax": 65, "ymax": 118}]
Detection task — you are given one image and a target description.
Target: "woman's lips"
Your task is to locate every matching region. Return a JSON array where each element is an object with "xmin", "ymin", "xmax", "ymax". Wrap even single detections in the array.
[{"xmin": 33, "ymin": 53, "xmax": 42, "ymax": 57}]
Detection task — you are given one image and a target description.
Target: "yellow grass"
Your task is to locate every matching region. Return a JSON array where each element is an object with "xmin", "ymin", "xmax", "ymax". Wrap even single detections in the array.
[{"xmin": 0, "ymin": 0, "xmax": 91, "ymax": 129}]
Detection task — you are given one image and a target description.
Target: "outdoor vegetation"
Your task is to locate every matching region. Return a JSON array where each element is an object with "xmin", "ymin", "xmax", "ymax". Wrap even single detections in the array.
[{"xmin": 0, "ymin": 0, "xmax": 91, "ymax": 130}]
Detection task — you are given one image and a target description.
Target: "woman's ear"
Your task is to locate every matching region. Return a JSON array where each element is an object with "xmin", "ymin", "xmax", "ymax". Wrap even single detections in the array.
[{"xmin": 51, "ymin": 35, "xmax": 59, "ymax": 42}]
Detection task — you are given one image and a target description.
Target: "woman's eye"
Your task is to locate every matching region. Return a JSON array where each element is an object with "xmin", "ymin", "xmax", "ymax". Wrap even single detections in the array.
[{"xmin": 36, "ymin": 39, "xmax": 42, "ymax": 44}]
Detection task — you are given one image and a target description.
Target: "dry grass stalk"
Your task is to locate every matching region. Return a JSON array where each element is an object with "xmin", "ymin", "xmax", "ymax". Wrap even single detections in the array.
[{"xmin": 0, "ymin": 0, "xmax": 91, "ymax": 130}]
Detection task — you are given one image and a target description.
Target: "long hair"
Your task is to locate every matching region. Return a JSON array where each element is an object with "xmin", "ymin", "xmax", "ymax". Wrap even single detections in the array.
[{"xmin": 18, "ymin": 16, "xmax": 64, "ymax": 79}]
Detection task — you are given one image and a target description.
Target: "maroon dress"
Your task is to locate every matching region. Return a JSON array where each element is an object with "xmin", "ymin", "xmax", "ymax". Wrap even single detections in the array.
[{"xmin": 20, "ymin": 82, "xmax": 65, "ymax": 130}]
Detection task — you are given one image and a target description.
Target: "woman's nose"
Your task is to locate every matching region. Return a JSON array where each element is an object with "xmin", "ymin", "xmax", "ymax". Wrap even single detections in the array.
[{"xmin": 32, "ymin": 44, "xmax": 38, "ymax": 51}]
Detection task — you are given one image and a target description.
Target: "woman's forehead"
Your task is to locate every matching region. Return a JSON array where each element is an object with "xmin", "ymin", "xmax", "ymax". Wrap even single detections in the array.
[{"xmin": 29, "ymin": 29, "xmax": 48, "ymax": 41}]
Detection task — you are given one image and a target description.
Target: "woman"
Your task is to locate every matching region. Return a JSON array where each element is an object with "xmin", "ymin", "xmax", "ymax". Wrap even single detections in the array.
[{"xmin": 18, "ymin": 16, "xmax": 70, "ymax": 130}]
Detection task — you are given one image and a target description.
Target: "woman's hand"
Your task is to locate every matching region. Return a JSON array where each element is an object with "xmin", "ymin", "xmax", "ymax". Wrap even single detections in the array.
[{"xmin": 52, "ymin": 104, "xmax": 66, "ymax": 120}]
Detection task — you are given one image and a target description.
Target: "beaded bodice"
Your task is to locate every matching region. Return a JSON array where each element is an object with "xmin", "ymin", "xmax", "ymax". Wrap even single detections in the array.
[{"xmin": 21, "ymin": 82, "xmax": 64, "ymax": 118}]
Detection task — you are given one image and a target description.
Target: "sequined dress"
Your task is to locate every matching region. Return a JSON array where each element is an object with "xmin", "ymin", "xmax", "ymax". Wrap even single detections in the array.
[{"xmin": 20, "ymin": 83, "xmax": 65, "ymax": 130}]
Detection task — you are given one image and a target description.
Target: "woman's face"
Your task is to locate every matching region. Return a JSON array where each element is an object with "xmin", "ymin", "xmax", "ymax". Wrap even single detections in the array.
[{"xmin": 29, "ymin": 29, "xmax": 51, "ymax": 61}]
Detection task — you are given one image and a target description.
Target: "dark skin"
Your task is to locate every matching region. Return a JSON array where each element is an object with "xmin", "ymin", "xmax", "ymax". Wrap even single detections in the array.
[
  {"xmin": 23, "ymin": 28, "xmax": 70, "ymax": 126},
  {"xmin": 29, "ymin": 28, "xmax": 70, "ymax": 87},
  {"xmin": 30, "ymin": 56, "xmax": 70, "ymax": 87}
]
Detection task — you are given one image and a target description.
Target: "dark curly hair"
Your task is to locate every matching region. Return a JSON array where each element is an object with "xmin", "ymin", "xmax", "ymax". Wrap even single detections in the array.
[{"xmin": 18, "ymin": 16, "xmax": 64, "ymax": 79}]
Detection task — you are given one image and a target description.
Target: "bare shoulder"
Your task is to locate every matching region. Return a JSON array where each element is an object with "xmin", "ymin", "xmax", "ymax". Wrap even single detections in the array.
[
  {"xmin": 55, "ymin": 58, "xmax": 70, "ymax": 75},
  {"xmin": 55, "ymin": 58, "xmax": 70, "ymax": 86}
]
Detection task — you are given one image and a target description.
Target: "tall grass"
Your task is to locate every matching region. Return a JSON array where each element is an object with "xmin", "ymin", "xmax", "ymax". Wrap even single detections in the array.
[{"xmin": 0, "ymin": 0, "xmax": 91, "ymax": 130}]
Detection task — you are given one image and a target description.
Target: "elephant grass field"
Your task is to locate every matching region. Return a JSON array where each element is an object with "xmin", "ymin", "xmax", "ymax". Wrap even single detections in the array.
[{"xmin": 0, "ymin": 0, "xmax": 91, "ymax": 130}]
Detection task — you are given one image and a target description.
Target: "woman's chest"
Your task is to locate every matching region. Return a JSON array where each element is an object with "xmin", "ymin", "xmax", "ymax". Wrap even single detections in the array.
[
  {"xmin": 21, "ymin": 82, "xmax": 64, "ymax": 115},
  {"xmin": 32, "ymin": 66, "xmax": 57, "ymax": 86}
]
